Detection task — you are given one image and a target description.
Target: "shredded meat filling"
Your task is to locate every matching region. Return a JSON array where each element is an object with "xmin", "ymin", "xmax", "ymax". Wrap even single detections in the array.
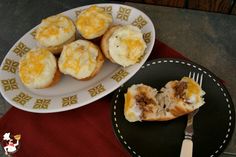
[
  {"xmin": 135, "ymin": 92, "xmax": 156, "ymax": 119},
  {"xmin": 174, "ymin": 81, "xmax": 187, "ymax": 99}
]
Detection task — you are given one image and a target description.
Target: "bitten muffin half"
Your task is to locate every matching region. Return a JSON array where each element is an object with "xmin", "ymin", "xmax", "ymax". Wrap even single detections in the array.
[
  {"xmin": 101, "ymin": 25, "xmax": 147, "ymax": 67},
  {"xmin": 35, "ymin": 14, "xmax": 76, "ymax": 54},
  {"xmin": 19, "ymin": 48, "xmax": 61, "ymax": 89},
  {"xmin": 76, "ymin": 5, "xmax": 113, "ymax": 39},
  {"xmin": 58, "ymin": 40, "xmax": 104, "ymax": 80}
]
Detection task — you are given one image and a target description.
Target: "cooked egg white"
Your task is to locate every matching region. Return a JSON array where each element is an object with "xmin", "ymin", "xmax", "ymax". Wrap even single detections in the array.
[
  {"xmin": 109, "ymin": 25, "xmax": 147, "ymax": 67},
  {"xmin": 124, "ymin": 84, "xmax": 142, "ymax": 122},
  {"xmin": 36, "ymin": 14, "xmax": 76, "ymax": 47},
  {"xmin": 58, "ymin": 40, "xmax": 98, "ymax": 79},
  {"xmin": 76, "ymin": 5, "xmax": 112, "ymax": 39},
  {"xmin": 19, "ymin": 48, "xmax": 57, "ymax": 88}
]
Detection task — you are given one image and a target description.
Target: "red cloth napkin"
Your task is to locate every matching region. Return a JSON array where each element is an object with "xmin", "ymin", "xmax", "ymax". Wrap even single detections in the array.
[{"xmin": 0, "ymin": 40, "xmax": 187, "ymax": 157}]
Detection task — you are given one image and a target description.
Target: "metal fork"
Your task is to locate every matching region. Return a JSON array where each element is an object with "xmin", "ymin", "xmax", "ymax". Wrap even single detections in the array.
[{"xmin": 180, "ymin": 72, "xmax": 203, "ymax": 157}]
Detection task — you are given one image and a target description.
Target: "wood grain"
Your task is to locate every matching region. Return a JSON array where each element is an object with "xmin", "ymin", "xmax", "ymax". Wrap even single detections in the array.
[
  {"xmin": 144, "ymin": 0, "xmax": 185, "ymax": 7},
  {"xmin": 188, "ymin": 0, "xmax": 232, "ymax": 13}
]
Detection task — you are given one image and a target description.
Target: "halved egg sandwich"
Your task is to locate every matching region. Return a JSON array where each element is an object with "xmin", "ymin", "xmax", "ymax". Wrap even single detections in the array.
[{"xmin": 124, "ymin": 77, "xmax": 205, "ymax": 122}]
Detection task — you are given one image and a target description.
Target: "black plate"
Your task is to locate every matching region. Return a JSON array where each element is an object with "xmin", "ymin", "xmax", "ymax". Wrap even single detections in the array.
[{"xmin": 111, "ymin": 58, "xmax": 235, "ymax": 157}]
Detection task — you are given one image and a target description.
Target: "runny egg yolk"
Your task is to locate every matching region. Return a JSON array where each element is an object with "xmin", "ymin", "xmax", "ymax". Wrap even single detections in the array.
[{"xmin": 20, "ymin": 50, "xmax": 48, "ymax": 84}]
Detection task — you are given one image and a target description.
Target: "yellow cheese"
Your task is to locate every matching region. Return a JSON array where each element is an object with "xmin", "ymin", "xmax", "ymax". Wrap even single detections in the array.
[
  {"xmin": 182, "ymin": 77, "xmax": 201, "ymax": 103},
  {"xmin": 122, "ymin": 38, "xmax": 144, "ymax": 61},
  {"xmin": 181, "ymin": 77, "xmax": 200, "ymax": 95},
  {"xmin": 109, "ymin": 25, "xmax": 147, "ymax": 67},
  {"xmin": 36, "ymin": 15, "xmax": 75, "ymax": 47},
  {"xmin": 19, "ymin": 49, "xmax": 57, "ymax": 88},
  {"xmin": 76, "ymin": 6, "xmax": 112, "ymax": 39},
  {"xmin": 58, "ymin": 40, "xmax": 99, "ymax": 79}
]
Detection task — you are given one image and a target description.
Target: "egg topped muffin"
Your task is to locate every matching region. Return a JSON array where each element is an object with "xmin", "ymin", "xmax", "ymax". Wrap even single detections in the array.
[
  {"xmin": 19, "ymin": 48, "xmax": 60, "ymax": 89},
  {"xmin": 76, "ymin": 5, "xmax": 113, "ymax": 39},
  {"xmin": 58, "ymin": 40, "xmax": 104, "ymax": 80},
  {"xmin": 101, "ymin": 25, "xmax": 147, "ymax": 67},
  {"xmin": 35, "ymin": 14, "xmax": 76, "ymax": 54}
]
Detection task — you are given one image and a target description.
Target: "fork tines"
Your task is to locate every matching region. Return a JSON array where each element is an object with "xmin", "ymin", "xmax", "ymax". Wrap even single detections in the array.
[{"xmin": 189, "ymin": 72, "xmax": 203, "ymax": 87}]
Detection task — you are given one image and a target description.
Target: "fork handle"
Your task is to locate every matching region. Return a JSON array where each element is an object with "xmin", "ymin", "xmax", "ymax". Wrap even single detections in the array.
[{"xmin": 180, "ymin": 139, "xmax": 193, "ymax": 157}]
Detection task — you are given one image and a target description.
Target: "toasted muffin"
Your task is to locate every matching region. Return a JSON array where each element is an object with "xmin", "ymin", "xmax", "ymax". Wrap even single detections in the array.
[
  {"xmin": 19, "ymin": 48, "xmax": 60, "ymax": 89},
  {"xmin": 58, "ymin": 40, "xmax": 104, "ymax": 80},
  {"xmin": 124, "ymin": 77, "xmax": 205, "ymax": 122},
  {"xmin": 101, "ymin": 25, "xmax": 147, "ymax": 67},
  {"xmin": 35, "ymin": 14, "xmax": 76, "ymax": 54},
  {"xmin": 76, "ymin": 5, "xmax": 112, "ymax": 39}
]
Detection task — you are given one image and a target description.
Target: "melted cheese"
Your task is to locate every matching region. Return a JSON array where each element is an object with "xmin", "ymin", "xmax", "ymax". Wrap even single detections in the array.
[
  {"xmin": 124, "ymin": 85, "xmax": 142, "ymax": 122},
  {"xmin": 108, "ymin": 25, "xmax": 146, "ymax": 67},
  {"xmin": 58, "ymin": 40, "xmax": 98, "ymax": 79},
  {"xmin": 19, "ymin": 49, "xmax": 57, "ymax": 88},
  {"xmin": 36, "ymin": 14, "xmax": 76, "ymax": 47},
  {"xmin": 185, "ymin": 78, "xmax": 200, "ymax": 95},
  {"xmin": 182, "ymin": 77, "xmax": 203, "ymax": 104},
  {"xmin": 76, "ymin": 5, "xmax": 112, "ymax": 39}
]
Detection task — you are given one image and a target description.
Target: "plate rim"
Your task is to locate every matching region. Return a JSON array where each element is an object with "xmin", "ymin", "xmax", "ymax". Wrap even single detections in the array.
[
  {"xmin": 111, "ymin": 57, "xmax": 235, "ymax": 157},
  {"xmin": 0, "ymin": 3, "xmax": 156, "ymax": 113}
]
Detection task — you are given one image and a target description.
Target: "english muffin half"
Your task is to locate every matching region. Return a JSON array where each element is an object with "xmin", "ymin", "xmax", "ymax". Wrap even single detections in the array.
[
  {"xmin": 101, "ymin": 25, "xmax": 147, "ymax": 67},
  {"xmin": 58, "ymin": 40, "xmax": 104, "ymax": 80},
  {"xmin": 19, "ymin": 48, "xmax": 60, "ymax": 89},
  {"xmin": 76, "ymin": 5, "xmax": 113, "ymax": 39},
  {"xmin": 35, "ymin": 14, "xmax": 76, "ymax": 54}
]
